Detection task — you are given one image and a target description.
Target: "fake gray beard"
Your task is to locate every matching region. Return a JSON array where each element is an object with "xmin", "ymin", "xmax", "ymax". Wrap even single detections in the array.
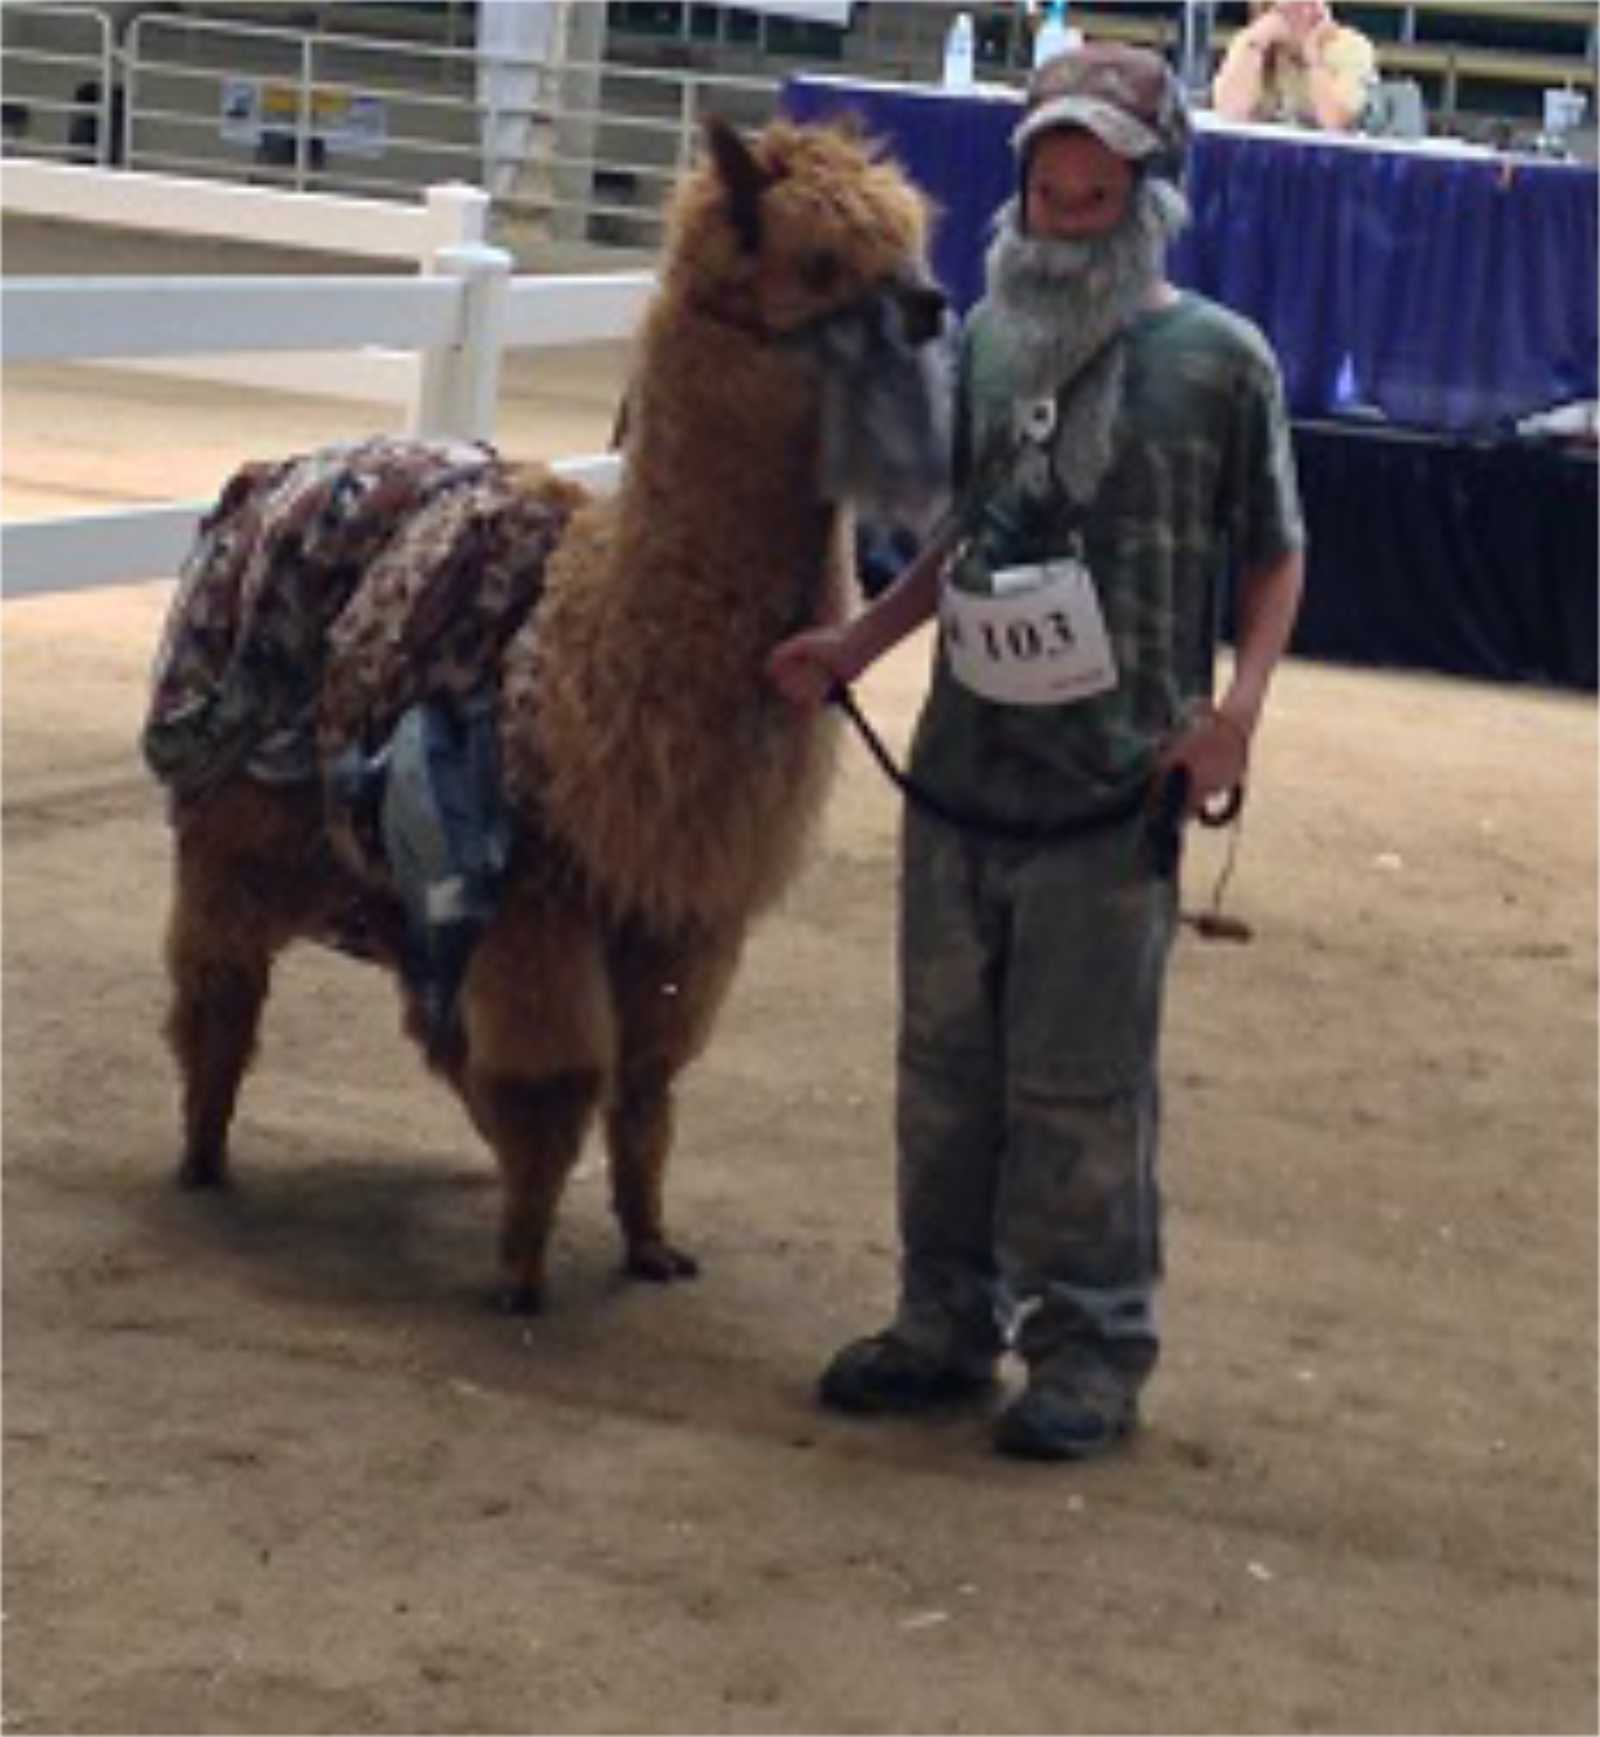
[{"xmin": 983, "ymin": 177, "xmax": 1189, "ymax": 505}]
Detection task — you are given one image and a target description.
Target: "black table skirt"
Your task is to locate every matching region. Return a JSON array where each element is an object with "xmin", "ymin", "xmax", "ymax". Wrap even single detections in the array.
[{"xmin": 1287, "ymin": 423, "xmax": 1597, "ymax": 691}]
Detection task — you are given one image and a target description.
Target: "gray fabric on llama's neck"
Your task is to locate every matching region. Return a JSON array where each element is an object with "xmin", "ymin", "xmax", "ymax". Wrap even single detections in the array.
[{"xmin": 793, "ymin": 281, "xmax": 955, "ymax": 535}]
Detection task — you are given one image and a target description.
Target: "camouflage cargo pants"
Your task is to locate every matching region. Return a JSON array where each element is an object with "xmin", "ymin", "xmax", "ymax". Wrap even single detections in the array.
[{"xmin": 890, "ymin": 804, "xmax": 1177, "ymax": 1392}]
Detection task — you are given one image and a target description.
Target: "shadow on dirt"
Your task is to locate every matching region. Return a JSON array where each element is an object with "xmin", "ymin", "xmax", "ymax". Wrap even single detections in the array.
[{"xmin": 123, "ymin": 1141, "xmax": 1019, "ymax": 1478}]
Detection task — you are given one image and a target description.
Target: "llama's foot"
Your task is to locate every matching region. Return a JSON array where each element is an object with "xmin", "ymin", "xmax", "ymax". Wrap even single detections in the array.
[
  {"xmin": 624, "ymin": 1238, "xmax": 700, "ymax": 1283},
  {"xmin": 176, "ymin": 1147, "xmax": 229, "ymax": 1190}
]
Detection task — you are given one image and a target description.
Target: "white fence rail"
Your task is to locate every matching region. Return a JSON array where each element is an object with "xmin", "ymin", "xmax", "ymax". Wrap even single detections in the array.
[
  {"xmin": 0, "ymin": 155, "xmax": 465, "ymax": 256},
  {"xmin": 1, "ymin": 158, "xmax": 495, "ymax": 404},
  {"xmin": 2, "ymin": 504, "xmax": 222, "ymax": 598},
  {"xmin": 6, "ymin": 273, "xmax": 465, "ymax": 361},
  {"xmin": 1, "ymin": 450, "xmax": 631, "ymax": 600},
  {"xmin": 2, "ymin": 165, "xmax": 652, "ymax": 598}
]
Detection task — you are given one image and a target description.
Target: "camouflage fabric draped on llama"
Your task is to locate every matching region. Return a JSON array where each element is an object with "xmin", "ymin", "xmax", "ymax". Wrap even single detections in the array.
[
  {"xmin": 142, "ymin": 436, "xmax": 584, "ymax": 1036},
  {"xmin": 143, "ymin": 434, "xmax": 579, "ymax": 822}
]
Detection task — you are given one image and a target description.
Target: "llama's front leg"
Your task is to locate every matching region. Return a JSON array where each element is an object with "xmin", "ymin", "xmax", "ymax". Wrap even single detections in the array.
[
  {"xmin": 453, "ymin": 894, "xmax": 614, "ymax": 1311},
  {"xmin": 607, "ymin": 1064, "xmax": 699, "ymax": 1282},
  {"xmin": 463, "ymin": 1068, "xmax": 602, "ymax": 1314},
  {"xmin": 607, "ymin": 926, "xmax": 742, "ymax": 1283}
]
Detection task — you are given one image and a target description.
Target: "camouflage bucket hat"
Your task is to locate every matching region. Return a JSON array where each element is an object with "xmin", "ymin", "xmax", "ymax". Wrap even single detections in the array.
[{"xmin": 1012, "ymin": 41, "xmax": 1190, "ymax": 176}]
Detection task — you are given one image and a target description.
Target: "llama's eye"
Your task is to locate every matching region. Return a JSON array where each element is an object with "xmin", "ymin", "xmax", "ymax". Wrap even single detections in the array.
[{"xmin": 800, "ymin": 250, "xmax": 840, "ymax": 293}]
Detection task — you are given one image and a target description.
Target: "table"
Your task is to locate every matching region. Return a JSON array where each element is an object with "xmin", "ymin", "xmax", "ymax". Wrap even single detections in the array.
[{"xmin": 782, "ymin": 74, "xmax": 1599, "ymax": 435}]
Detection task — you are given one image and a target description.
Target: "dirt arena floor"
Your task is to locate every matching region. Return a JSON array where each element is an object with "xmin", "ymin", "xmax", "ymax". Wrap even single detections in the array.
[{"xmin": 4, "ymin": 318, "xmax": 1597, "ymax": 1732}]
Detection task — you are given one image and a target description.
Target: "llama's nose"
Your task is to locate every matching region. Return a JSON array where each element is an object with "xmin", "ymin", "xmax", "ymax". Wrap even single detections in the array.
[{"xmin": 899, "ymin": 283, "xmax": 947, "ymax": 347}]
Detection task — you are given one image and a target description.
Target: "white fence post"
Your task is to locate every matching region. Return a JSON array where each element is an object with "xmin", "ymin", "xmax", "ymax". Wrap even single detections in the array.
[
  {"xmin": 407, "ymin": 183, "xmax": 496, "ymax": 435},
  {"xmin": 410, "ymin": 242, "xmax": 512, "ymax": 441},
  {"xmin": 418, "ymin": 181, "xmax": 491, "ymax": 262}
]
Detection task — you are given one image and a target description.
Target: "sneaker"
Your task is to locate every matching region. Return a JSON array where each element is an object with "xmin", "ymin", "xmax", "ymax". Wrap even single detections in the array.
[
  {"xmin": 818, "ymin": 1330, "xmax": 994, "ymax": 1415},
  {"xmin": 993, "ymin": 1381, "xmax": 1138, "ymax": 1461}
]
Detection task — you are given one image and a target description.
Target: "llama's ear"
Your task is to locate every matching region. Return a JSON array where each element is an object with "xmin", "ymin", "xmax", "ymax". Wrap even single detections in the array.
[{"xmin": 703, "ymin": 114, "xmax": 770, "ymax": 255}]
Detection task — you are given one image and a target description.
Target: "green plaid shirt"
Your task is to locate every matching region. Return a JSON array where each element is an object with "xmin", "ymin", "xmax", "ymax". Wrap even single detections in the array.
[{"xmin": 909, "ymin": 291, "xmax": 1304, "ymax": 831}]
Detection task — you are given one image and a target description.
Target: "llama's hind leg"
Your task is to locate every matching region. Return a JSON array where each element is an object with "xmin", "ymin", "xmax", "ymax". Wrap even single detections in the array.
[
  {"xmin": 163, "ymin": 783, "xmax": 330, "ymax": 1188},
  {"xmin": 607, "ymin": 925, "xmax": 743, "ymax": 1283},
  {"xmin": 167, "ymin": 938, "xmax": 273, "ymax": 1189},
  {"xmin": 165, "ymin": 864, "xmax": 280, "ymax": 1189}
]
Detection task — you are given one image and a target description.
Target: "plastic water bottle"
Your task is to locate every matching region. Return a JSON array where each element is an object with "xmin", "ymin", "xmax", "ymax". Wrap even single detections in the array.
[
  {"xmin": 942, "ymin": 10, "xmax": 976, "ymax": 92},
  {"xmin": 1033, "ymin": 0, "xmax": 1075, "ymax": 67},
  {"xmin": 1179, "ymin": 0, "xmax": 1216, "ymax": 101}
]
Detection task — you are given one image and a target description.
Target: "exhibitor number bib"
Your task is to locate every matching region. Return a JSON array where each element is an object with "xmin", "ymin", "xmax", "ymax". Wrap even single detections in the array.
[{"xmin": 941, "ymin": 558, "xmax": 1117, "ymax": 706}]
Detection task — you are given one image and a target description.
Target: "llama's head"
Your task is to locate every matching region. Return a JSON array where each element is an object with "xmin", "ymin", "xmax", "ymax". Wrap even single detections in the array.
[
  {"xmin": 664, "ymin": 116, "xmax": 944, "ymax": 340},
  {"xmin": 660, "ymin": 116, "xmax": 953, "ymax": 529}
]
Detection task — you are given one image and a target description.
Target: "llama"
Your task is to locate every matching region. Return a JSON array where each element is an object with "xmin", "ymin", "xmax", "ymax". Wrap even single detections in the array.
[{"xmin": 144, "ymin": 117, "xmax": 948, "ymax": 1314}]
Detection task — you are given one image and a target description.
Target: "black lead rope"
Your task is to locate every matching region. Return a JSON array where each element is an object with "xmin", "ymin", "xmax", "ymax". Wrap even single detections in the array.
[
  {"xmin": 830, "ymin": 677, "xmax": 1156, "ymax": 850},
  {"xmin": 827, "ymin": 679, "xmax": 1249, "ymax": 933}
]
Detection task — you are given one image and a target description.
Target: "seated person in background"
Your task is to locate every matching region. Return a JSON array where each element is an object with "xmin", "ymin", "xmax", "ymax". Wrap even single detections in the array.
[{"xmin": 1212, "ymin": 0, "xmax": 1376, "ymax": 132}]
